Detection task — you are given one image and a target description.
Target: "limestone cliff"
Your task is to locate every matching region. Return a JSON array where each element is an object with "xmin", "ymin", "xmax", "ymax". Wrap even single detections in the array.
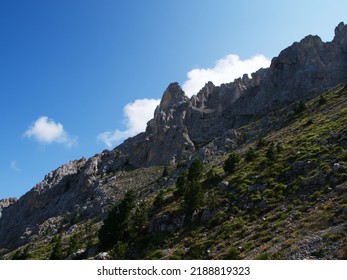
[{"xmin": 112, "ymin": 22, "xmax": 347, "ymax": 167}]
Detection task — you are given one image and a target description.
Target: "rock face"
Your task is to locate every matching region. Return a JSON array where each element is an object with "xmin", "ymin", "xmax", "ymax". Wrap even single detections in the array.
[
  {"xmin": 0, "ymin": 198, "xmax": 17, "ymax": 209},
  {"xmin": 0, "ymin": 157, "xmax": 109, "ymax": 248},
  {"xmin": 0, "ymin": 22, "xmax": 347, "ymax": 250},
  {"xmin": 0, "ymin": 198, "xmax": 17, "ymax": 219},
  {"xmin": 112, "ymin": 22, "xmax": 347, "ymax": 167}
]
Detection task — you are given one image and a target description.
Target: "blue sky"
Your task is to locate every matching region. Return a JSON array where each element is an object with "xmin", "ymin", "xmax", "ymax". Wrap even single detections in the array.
[{"xmin": 1, "ymin": 0, "xmax": 346, "ymax": 199}]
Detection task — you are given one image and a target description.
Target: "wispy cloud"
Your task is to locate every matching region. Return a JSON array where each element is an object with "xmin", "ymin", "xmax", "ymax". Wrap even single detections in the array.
[
  {"xmin": 182, "ymin": 54, "xmax": 270, "ymax": 97},
  {"xmin": 24, "ymin": 116, "xmax": 78, "ymax": 147},
  {"xmin": 97, "ymin": 98, "xmax": 160, "ymax": 148},
  {"xmin": 10, "ymin": 160, "xmax": 20, "ymax": 173}
]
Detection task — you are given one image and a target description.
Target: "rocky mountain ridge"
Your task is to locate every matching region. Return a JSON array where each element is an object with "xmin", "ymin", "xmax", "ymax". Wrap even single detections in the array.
[
  {"xmin": 112, "ymin": 22, "xmax": 347, "ymax": 168},
  {"xmin": 0, "ymin": 22, "xmax": 346, "ymax": 258}
]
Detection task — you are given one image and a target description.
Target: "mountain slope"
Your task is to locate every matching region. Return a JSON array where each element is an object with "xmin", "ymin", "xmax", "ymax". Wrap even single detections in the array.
[{"xmin": 0, "ymin": 23, "xmax": 346, "ymax": 260}]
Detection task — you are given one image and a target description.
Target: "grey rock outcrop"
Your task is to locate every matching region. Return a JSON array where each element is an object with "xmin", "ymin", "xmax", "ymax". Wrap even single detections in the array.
[
  {"xmin": 0, "ymin": 198, "xmax": 17, "ymax": 209},
  {"xmin": 0, "ymin": 198, "xmax": 17, "ymax": 219},
  {"xmin": 111, "ymin": 22, "xmax": 347, "ymax": 167},
  {"xmin": 0, "ymin": 157, "xmax": 108, "ymax": 248}
]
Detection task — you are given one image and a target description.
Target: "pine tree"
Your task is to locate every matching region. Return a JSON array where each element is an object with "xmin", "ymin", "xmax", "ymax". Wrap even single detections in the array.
[
  {"xmin": 183, "ymin": 158, "xmax": 204, "ymax": 223},
  {"xmin": 223, "ymin": 153, "xmax": 240, "ymax": 173},
  {"xmin": 188, "ymin": 158, "xmax": 203, "ymax": 182},
  {"xmin": 175, "ymin": 171, "xmax": 188, "ymax": 196},
  {"xmin": 50, "ymin": 234, "xmax": 64, "ymax": 260},
  {"xmin": 162, "ymin": 165, "xmax": 169, "ymax": 177},
  {"xmin": 184, "ymin": 181, "xmax": 203, "ymax": 221},
  {"xmin": 98, "ymin": 189, "xmax": 135, "ymax": 250}
]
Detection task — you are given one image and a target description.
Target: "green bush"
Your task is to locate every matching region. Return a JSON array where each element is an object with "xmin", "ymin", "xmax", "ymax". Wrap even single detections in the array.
[
  {"xmin": 255, "ymin": 252, "xmax": 270, "ymax": 260},
  {"xmin": 11, "ymin": 246, "xmax": 31, "ymax": 260},
  {"xmin": 318, "ymin": 94, "xmax": 326, "ymax": 105},
  {"xmin": 266, "ymin": 142, "xmax": 277, "ymax": 161},
  {"xmin": 257, "ymin": 137, "xmax": 268, "ymax": 148},
  {"xmin": 148, "ymin": 249, "xmax": 164, "ymax": 260},
  {"xmin": 169, "ymin": 249, "xmax": 184, "ymax": 260},
  {"xmin": 133, "ymin": 201, "xmax": 149, "ymax": 231},
  {"xmin": 223, "ymin": 153, "xmax": 240, "ymax": 173},
  {"xmin": 186, "ymin": 241, "xmax": 213, "ymax": 259},
  {"xmin": 153, "ymin": 190, "xmax": 165, "ymax": 210},
  {"xmin": 70, "ymin": 210, "xmax": 80, "ymax": 225},
  {"xmin": 175, "ymin": 171, "xmax": 188, "ymax": 196},
  {"xmin": 162, "ymin": 165, "xmax": 169, "ymax": 177},
  {"xmin": 113, "ymin": 241, "xmax": 128, "ymax": 259},
  {"xmin": 342, "ymin": 244, "xmax": 347, "ymax": 260},
  {"xmin": 294, "ymin": 101, "xmax": 307, "ymax": 114},
  {"xmin": 224, "ymin": 246, "xmax": 240, "ymax": 260},
  {"xmin": 49, "ymin": 234, "xmax": 64, "ymax": 260},
  {"xmin": 188, "ymin": 158, "xmax": 203, "ymax": 182},
  {"xmin": 205, "ymin": 169, "xmax": 223, "ymax": 186},
  {"xmin": 67, "ymin": 233, "xmax": 82, "ymax": 256},
  {"xmin": 245, "ymin": 147, "xmax": 258, "ymax": 162}
]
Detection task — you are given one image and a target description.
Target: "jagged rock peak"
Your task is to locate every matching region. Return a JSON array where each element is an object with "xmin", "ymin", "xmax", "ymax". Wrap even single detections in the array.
[
  {"xmin": 0, "ymin": 198, "xmax": 17, "ymax": 209},
  {"xmin": 196, "ymin": 81, "xmax": 215, "ymax": 97},
  {"xmin": 159, "ymin": 82, "xmax": 188, "ymax": 111},
  {"xmin": 333, "ymin": 22, "xmax": 347, "ymax": 45},
  {"xmin": 190, "ymin": 81, "xmax": 216, "ymax": 108},
  {"xmin": 300, "ymin": 35, "xmax": 323, "ymax": 48}
]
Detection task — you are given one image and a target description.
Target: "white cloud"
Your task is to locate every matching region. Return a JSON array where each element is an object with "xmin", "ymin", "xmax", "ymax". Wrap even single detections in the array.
[
  {"xmin": 97, "ymin": 53, "xmax": 270, "ymax": 148},
  {"xmin": 24, "ymin": 116, "xmax": 78, "ymax": 147},
  {"xmin": 182, "ymin": 54, "xmax": 271, "ymax": 97},
  {"xmin": 97, "ymin": 98, "xmax": 160, "ymax": 148},
  {"xmin": 10, "ymin": 160, "xmax": 20, "ymax": 173}
]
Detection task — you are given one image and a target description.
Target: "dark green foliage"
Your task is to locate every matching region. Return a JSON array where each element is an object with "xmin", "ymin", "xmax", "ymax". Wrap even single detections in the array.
[
  {"xmin": 70, "ymin": 210, "xmax": 80, "ymax": 225},
  {"xmin": 255, "ymin": 252, "xmax": 270, "ymax": 260},
  {"xmin": 305, "ymin": 118, "xmax": 314, "ymax": 126},
  {"xmin": 147, "ymin": 249, "xmax": 165, "ymax": 259},
  {"xmin": 257, "ymin": 137, "xmax": 267, "ymax": 148},
  {"xmin": 188, "ymin": 158, "xmax": 203, "ymax": 182},
  {"xmin": 342, "ymin": 245, "xmax": 347, "ymax": 260},
  {"xmin": 184, "ymin": 181, "xmax": 203, "ymax": 220},
  {"xmin": 49, "ymin": 234, "xmax": 64, "ymax": 260},
  {"xmin": 153, "ymin": 190, "xmax": 165, "ymax": 210},
  {"xmin": 294, "ymin": 101, "xmax": 307, "ymax": 114},
  {"xmin": 176, "ymin": 161, "xmax": 186, "ymax": 169},
  {"xmin": 186, "ymin": 240, "xmax": 213, "ymax": 259},
  {"xmin": 318, "ymin": 94, "xmax": 326, "ymax": 105},
  {"xmin": 245, "ymin": 146, "xmax": 258, "ymax": 162},
  {"xmin": 223, "ymin": 152, "xmax": 240, "ymax": 173},
  {"xmin": 174, "ymin": 158, "xmax": 205, "ymax": 222},
  {"xmin": 113, "ymin": 241, "xmax": 128, "ymax": 259},
  {"xmin": 162, "ymin": 165, "xmax": 169, "ymax": 177},
  {"xmin": 11, "ymin": 246, "xmax": 31, "ymax": 260},
  {"xmin": 98, "ymin": 189, "xmax": 136, "ymax": 250},
  {"xmin": 169, "ymin": 249, "xmax": 184, "ymax": 260},
  {"xmin": 175, "ymin": 171, "xmax": 188, "ymax": 196},
  {"xmin": 266, "ymin": 142, "xmax": 277, "ymax": 161},
  {"xmin": 133, "ymin": 201, "xmax": 149, "ymax": 231},
  {"xmin": 205, "ymin": 169, "xmax": 223, "ymax": 186},
  {"xmin": 224, "ymin": 246, "xmax": 240, "ymax": 260},
  {"xmin": 67, "ymin": 233, "xmax": 82, "ymax": 256}
]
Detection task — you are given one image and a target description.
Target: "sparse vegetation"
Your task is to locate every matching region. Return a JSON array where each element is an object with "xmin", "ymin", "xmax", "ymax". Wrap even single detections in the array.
[
  {"xmin": 1, "ymin": 85, "xmax": 346, "ymax": 260},
  {"xmin": 49, "ymin": 234, "xmax": 64, "ymax": 260}
]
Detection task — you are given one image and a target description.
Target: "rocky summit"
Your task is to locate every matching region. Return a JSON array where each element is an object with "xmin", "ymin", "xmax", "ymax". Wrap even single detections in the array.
[{"xmin": 0, "ymin": 23, "xmax": 346, "ymax": 260}]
